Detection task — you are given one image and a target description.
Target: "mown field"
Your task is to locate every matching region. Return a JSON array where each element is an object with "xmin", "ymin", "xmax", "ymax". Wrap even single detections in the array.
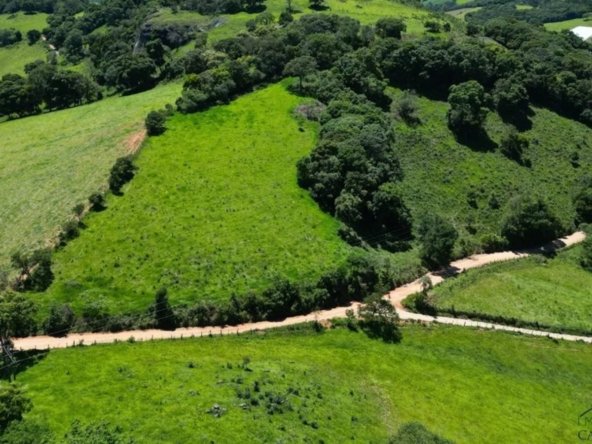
[
  {"xmin": 544, "ymin": 16, "xmax": 592, "ymax": 32},
  {"xmin": 15, "ymin": 324, "xmax": 592, "ymax": 443},
  {"xmin": 393, "ymin": 89, "xmax": 592, "ymax": 254},
  {"xmin": 0, "ymin": 12, "xmax": 49, "ymax": 77},
  {"xmin": 41, "ymin": 83, "xmax": 355, "ymax": 314},
  {"xmin": 430, "ymin": 245, "xmax": 592, "ymax": 333},
  {"xmin": 0, "ymin": 82, "xmax": 181, "ymax": 271}
]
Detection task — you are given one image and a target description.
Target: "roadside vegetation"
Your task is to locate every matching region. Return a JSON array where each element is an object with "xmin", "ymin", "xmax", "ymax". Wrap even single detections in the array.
[{"xmin": 6, "ymin": 324, "xmax": 591, "ymax": 443}]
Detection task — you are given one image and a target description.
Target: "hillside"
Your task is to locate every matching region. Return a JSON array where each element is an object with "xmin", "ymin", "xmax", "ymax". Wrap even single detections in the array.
[
  {"xmin": 393, "ymin": 89, "xmax": 592, "ymax": 253},
  {"xmin": 429, "ymin": 244, "xmax": 592, "ymax": 334},
  {"xmin": 14, "ymin": 324, "xmax": 592, "ymax": 443},
  {"xmin": 0, "ymin": 12, "xmax": 48, "ymax": 76},
  {"xmin": 0, "ymin": 82, "xmax": 181, "ymax": 272},
  {"xmin": 39, "ymin": 83, "xmax": 355, "ymax": 314}
]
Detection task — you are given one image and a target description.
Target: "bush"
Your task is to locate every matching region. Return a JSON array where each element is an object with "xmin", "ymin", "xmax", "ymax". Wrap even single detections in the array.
[
  {"xmin": 417, "ymin": 213, "xmax": 458, "ymax": 269},
  {"xmin": 0, "ymin": 384, "xmax": 31, "ymax": 432},
  {"xmin": 44, "ymin": 304, "xmax": 75, "ymax": 336},
  {"xmin": 25, "ymin": 29, "xmax": 40, "ymax": 45},
  {"xmin": 145, "ymin": 110, "xmax": 166, "ymax": 136},
  {"xmin": 581, "ymin": 236, "xmax": 592, "ymax": 272},
  {"xmin": 501, "ymin": 196, "xmax": 563, "ymax": 248},
  {"xmin": 357, "ymin": 297, "xmax": 402, "ymax": 343},
  {"xmin": 65, "ymin": 420, "xmax": 134, "ymax": 444},
  {"xmin": 10, "ymin": 249, "xmax": 53, "ymax": 292},
  {"xmin": 109, "ymin": 156, "xmax": 136, "ymax": 195},
  {"xmin": 389, "ymin": 422, "xmax": 453, "ymax": 444},
  {"xmin": 499, "ymin": 127, "xmax": 530, "ymax": 166},
  {"xmin": 88, "ymin": 192, "xmax": 106, "ymax": 211}
]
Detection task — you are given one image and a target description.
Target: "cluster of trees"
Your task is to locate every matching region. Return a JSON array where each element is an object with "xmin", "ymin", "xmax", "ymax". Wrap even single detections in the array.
[
  {"xmin": 181, "ymin": 0, "xmax": 264, "ymax": 14},
  {"xmin": 0, "ymin": 0, "xmax": 60, "ymax": 14},
  {"xmin": 0, "ymin": 28, "xmax": 21, "ymax": 47},
  {"xmin": 0, "ymin": 62, "xmax": 99, "ymax": 118}
]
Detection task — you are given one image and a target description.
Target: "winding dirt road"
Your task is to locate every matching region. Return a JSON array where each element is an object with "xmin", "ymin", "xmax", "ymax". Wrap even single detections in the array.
[{"xmin": 13, "ymin": 231, "xmax": 590, "ymax": 351}]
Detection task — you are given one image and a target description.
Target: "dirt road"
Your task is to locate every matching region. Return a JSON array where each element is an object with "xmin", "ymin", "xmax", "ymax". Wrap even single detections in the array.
[{"xmin": 13, "ymin": 231, "xmax": 590, "ymax": 351}]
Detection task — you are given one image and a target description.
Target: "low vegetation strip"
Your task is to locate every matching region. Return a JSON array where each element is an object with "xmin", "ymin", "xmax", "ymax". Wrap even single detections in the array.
[
  {"xmin": 0, "ymin": 82, "xmax": 181, "ymax": 271},
  {"xmin": 14, "ymin": 325, "xmax": 592, "ymax": 443},
  {"xmin": 41, "ymin": 83, "xmax": 354, "ymax": 314}
]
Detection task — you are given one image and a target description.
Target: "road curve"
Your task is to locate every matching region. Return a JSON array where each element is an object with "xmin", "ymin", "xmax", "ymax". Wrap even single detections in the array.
[{"xmin": 13, "ymin": 231, "xmax": 590, "ymax": 351}]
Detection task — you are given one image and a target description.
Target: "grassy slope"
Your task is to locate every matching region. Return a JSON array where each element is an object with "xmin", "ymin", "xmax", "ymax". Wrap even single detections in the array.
[
  {"xmin": 0, "ymin": 13, "xmax": 49, "ymax": 77},
  {"xmin": 544, "ymin": 16, "xmax": 592, "ymax": 32},
  {"xmin": 0, "ymin": 83, "xmax": 182, "ymax": 270},
  {"xmin": 151, "ymin": 0, "xmax": 436, "ymax": 44},
  {"xmin": 42, "ymin": 83, "xmax": 353, "ymax": 313},
  {"xmin": 393, "ymin": 90, "xmax": 592, "ymax": 252},
  {"xmin": 17, "ymin": 325, "xmax": 592, "ymax": 443},
  {"xmin": 431, "ymin": 245, "xmax": 592, "ymax": 332}
]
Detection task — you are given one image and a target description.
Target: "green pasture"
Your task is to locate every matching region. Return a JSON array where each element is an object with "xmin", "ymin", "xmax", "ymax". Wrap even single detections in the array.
[
  {"xmin": 544, "ymin": 16, "xmax": 592, "ymax": 32},
  {"xmin": 430, "ymin": 245, "xmax": 592, "ymax": 333},
  {"xmin": 15, "ymin": 324, "xmax": 592, "ymax": 443},
  {"xmin": 41, "ymin": 83, "xmax": 353, "ymax": 314},
  {"xmin": 0, "ymin": 83, "xmax": 182, "ymax": 271}
]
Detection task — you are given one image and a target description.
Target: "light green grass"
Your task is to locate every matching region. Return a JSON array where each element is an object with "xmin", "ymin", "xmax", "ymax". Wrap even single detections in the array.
[
  {"xmin": 392, "ymin": 89, "xmax": 592, "ymax": 252},
  {"xmin": 0, "ymin": 83, "xmax": 182, "ymax": 271},
  {"xmin": 544, "ymin": 16, "xmax": 592, "ymax": 32},
  {"xmin": 431, "ymin": 245, "xmax": 592, "ymax": 333},
  {"xmin": 445, "ymin": 6, "xmax": 481, "ymax": 20},
  {"xmin": 16, "ymin": 324, "xmax": 592, "ymax": 443},
  {"xmin": 0, "ymin": 12, "xmax": 48, "ymax": 33},
  {"xmin": 41, "ymin": 83, "xmax": 354, "ymax": 313},
  {"xmin": 515, "ymin": 4, "xmax": 533, "ymax": 10}
]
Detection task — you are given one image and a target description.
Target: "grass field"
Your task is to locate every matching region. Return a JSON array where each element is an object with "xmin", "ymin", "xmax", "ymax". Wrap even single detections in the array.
[
  {"xmin": 151, "ymin": 0, "xmax": 439, "ymax": 44},
  {"xmin": 429, "ymin": 245, "xmax": 592, "ymax": 333},
  {"xmin": 0, "ymin": 82, "xmax": 182, "ymax": 272},
  {"xmin": 0, "ymin": 13, "xmax": 49, "ymax": 77},
  {"xmin": 392, "ymin": 89, "xmax": 592, "ymax": 254},
  {"xmin": 15, "ymin": 324, "xmax": 592, "ymax": 443},
  {"xmin": 544, "ymin": 16, "xmax": 592, "ymax": 32},
  {"xmin": 40, "ymin": 83, "xmax": 354, "ymax": 314}
]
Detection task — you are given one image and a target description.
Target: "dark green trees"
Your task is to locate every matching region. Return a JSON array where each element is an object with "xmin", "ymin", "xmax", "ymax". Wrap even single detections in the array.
[
  {"xmin": 501, "ymin": 196, "xmax": 563, "ymax": 248},
  {"xmin": 417, "ymin": 213, "xmax": 458, "ymax": 269},
  {"xmin": 145, "ymin": 110, "xmax": 167, "ymax": 136},
  {"xmin": 375, "ymin": 18, "xmax": 406, "ymax": 39},
  {"xmin": 109, "ymin": 157, "xmax": 136, "ymax": 195},
  {"xmin": 447, "ymin": 80, "xmax": 487, "ymax": 134},
  {"xmin": 0, "ymin": 384, "xmax": 31, "ymax": 431},
  {"xmin": 283, "ymin": 56, "xmax": 317, "ymax": 90}
]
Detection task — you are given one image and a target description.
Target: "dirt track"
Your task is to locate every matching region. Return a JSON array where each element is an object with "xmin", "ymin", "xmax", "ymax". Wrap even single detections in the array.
[{"xmin": 13, "ymin": 231, "xmax": 590, "ymax": 351}]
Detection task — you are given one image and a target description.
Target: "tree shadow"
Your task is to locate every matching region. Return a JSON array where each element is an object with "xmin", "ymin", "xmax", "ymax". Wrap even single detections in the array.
[
  {"xmin": 454, "ymin": 127, "xmax": 497, "ymax": 152},
  {"xmin": 2, "ymin": 350, "xmax": 49, "ymax": 381},
  {"xmin": 499, "ymin": 108, "xmax": 534, "ymax": 132},
  {"xmin": 309, "ymin": 4, "xmax": 330, "ymax": 10}
]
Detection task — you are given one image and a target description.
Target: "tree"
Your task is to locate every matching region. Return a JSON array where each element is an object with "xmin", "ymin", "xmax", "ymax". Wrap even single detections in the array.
[
  {"xmin": 424, "ymin": 20, "xmax": 441, "ymax": 33},
  {"xmin": 108, "ymin": 156, "xmax": 136, "ymax": 195},
  {"xmin": 152, "ymin": 287, "xmax": 176, "ymax": 330},
  {"xmin": 416, "ymin": 213, "xmax": 458, "ymax": 269},
  {"xmin": 88, "ymin": 192, "xmax": 106, "ymax": 212},
  {"xmin": 501, "ymin": 196, "xmax": 563, "ymax": 248},
  {"xmin": 375, "ymin": 18, "xmax": 406, "ymax": 39},
  {"xmin": 25, "ymin": 29, "xmax": 40, "ymax": 45},
  {"xmin": 145, "ymin": 110, "xmax": 166, "ymax": 136},
  {"xmin": 44, "ymin": 303, "xmax": 75, "ymax": 337},
  {"xmin": 493, "ymin": 77, "xmax": 529, "ymax": 121},
  {"xmin": 357, "ymin": 297, "xmax": 401, "ymax": 343},
  {"xmin": 447, "ymin": 80, "xmax": 487, "ymax": 134},
  {"xmin": 0, "ymin": 293, "xmax": 37, "ymax": 376},
  {"xmin": 283, "ymin": 56, "xmax": 317, "ymax": 90},
  {"xmin": 63, "ymin": 29, "xmax": 84, "ymax": 62},
  {"xmin": 10, "ymin": 249, "xmax": 53, "ymax": 292},
  {"xmin": 0, "ymin": 384, "xmax": 31, "ymax": 431},
  {"xmin": 499, "ymin": 127, "xmax": 529, "ymax": 166}
]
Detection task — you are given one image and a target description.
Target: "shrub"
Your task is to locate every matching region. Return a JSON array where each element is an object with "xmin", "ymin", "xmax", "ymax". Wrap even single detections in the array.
[
  {"xmin": 10, "ymin": 249, "xmax": 53, "ymax": 292},
  {"xmin": 447, "ymin": 81, "xmax": 487, "ymax": 134},
  {"xmin": 501, "ymin": 196, "xmax": 563, "ymax": 248},
  {"xmin": 358, "ymin": 297, "xmax": 402, "ymax": 343},
  {"xmin": 145, "ymin": 110, "xmax": 166, "ymax": 136},
  {"xmin": 25, "ymin": 30, "xmax": 40, "ymax": 45},
  {"xmin": 88, "ymin": 192, "xmax": 106, "ymax": 211},
  {"xmin": 389, "ymin": 422, "xmax": 453, "ymax": 444},
  {"xmin": 65, "ymin": 420, "xmax": 134, "ymax": 444},
  {"xmin": 109, "ymin": 156, "xmax": 136, "ymax": 195},
  {"xmin": 499, "ymin": 127, "xmax": 529, "ymax": 166},
  {"xmin": 417, "ymin": 213, "xmax": 458, "ymax": 269},
  {"xmin": 44, "ymin": 304, "xmax": 75, "ymax": 336},
  {"xmin": 581, "ymin": 236, "xmax": 592, "ymax": 272},
  {"xmin": 375, "ymin": 18, "xmax": 406, "ymax": 39},
  {"xmin": 574, "ymin": 179, "xmax": 592, "ymax": 224},
  {"xmin": 0, "ymin": 384, "xmax": 31, "ymax": 432}
]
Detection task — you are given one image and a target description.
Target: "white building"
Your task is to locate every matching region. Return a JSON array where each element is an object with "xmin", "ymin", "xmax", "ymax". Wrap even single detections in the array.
[{"xmin": 571, "ymin": 26, "xmax": 592, "ymax": 41}]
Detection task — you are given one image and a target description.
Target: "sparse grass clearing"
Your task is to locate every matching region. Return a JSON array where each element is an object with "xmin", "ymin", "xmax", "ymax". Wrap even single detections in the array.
[
  {"xmin": 430, "ymin": 245, "xmax": 592, "ymax": 333},
  {"xmin": 0, "ymin": 13, "xmax": 49, "ymax": 76},
  {"xmin": 40, "ymin": 83, "xmax": 354, "ymax": 314},
  {"xmin": 0, "ymin": 82, "xmax": 182, "ymax": 270},
  {"xmin": 15, "ymin": 324, "xmax": 592, "ymax": 443},
  {"xmin": 0, "ymin": 12, "xmax": 48, "ymax": 33},
  {"xmin": 445, "ymin": 6, "xmax": 481, "ymax": 19}
]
